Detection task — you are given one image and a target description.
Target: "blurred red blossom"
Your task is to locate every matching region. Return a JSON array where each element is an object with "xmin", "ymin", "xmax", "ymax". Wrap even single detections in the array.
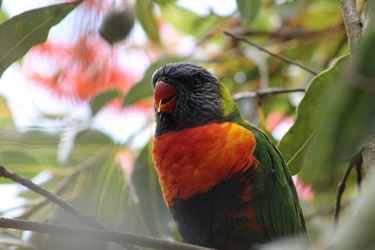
[
  {"xmin": 294, "ymin": 176, "xmax": 315, "ymax": 202},
  {"xmin": 22, "ymin": 0, "xmax": 148, "ymax": 112},
  {"xmin": 24, "ymin": 35, "xmax": 135, "ymax": 101},
  {"xmin": 266, "ymin": 111, "xmax": 285, "ymax": 132}
]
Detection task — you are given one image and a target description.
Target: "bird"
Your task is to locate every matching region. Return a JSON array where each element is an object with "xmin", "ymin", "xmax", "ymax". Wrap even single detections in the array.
[{"xmin": 151, "ymin": 62, "xmax": 306, "ymax": 250}]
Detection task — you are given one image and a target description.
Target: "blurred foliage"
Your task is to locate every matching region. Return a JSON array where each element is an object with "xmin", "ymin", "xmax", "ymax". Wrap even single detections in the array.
[
  {"xmin": 236, "ymin": 0, "xmax": 260, "ymax": 26},
  {"xmin": 135, "ymin": 0, "xmax": 161, "ymax": 45},
  {"xmin": 0, "ymin": 1, "xmax": 83, "ymax": 77},
  {"xmin": 0, "ymin": 0, "xmax": 374, "ymax": 249},
  {"xmin": 130, "ymin": 142, "xmax": 176, "ymax": 239}
]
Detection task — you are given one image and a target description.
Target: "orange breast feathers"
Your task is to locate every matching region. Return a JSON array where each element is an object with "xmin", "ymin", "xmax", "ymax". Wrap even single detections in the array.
[{"xmin": 152, "ymin": 122, "xmax": 258, "ymax": 207}]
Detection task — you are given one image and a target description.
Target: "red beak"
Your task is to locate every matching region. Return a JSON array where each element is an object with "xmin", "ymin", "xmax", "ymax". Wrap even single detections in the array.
[{"xmin": 154, "ymin": 81, "xmax": 177, "ymax": 114}]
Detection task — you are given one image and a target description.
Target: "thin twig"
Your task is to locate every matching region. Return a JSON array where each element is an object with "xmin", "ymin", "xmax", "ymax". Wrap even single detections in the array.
[
  {"xmin": 346, "ymin": 150, "xmax": 364, "ymax": 194},
  {"xmin": 0, "ymin": 218, "xmax": 212, "ymax": 250},
  {"xmin": 232, "ymin": 87, "xmax": 306, "ymax": 101},
  {"xmin": 333, "ymin": 150, "xmax": 363, "ymax": 228},
  {"xmin": 223, "ymin": 31, "xmax": 319, "ymax": 76},
  {"xmin": 0, "ymin": 166, "xmax": 107, "ymax": 230},
  {"xmin": 356, "ymin": 162, "xmax": 362, "ymax": 193},
  {"xmin": 362, "ymin": 134, "xmax": 375, "ymax": 177},
  {"xmin": 334, "ymin": 163, "xmax": 355, "ymax": 228}
]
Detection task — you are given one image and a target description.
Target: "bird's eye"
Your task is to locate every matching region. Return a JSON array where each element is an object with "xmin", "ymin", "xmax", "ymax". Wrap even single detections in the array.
[{"xmin": 192, "ymin": 78, "xmax": 201, "ymax": 87}]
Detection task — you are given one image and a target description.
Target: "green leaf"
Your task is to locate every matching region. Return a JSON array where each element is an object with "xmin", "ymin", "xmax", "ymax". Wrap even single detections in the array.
[
  {"xmin": 130, "ymin": 141, "xmax": 175, "ymax": 238},
  {"xmin": 135, "ymin": 0, "xmax": 160, "ymax": 45},
  {"xmin": 0, "ymin": 1, "xmax": 82, "ymax": 77},
  {"xmin": 159, "ymin": 4, "xmax": 227, "ymax": 37},
  {"xmin": 122, "ymin": 57, "xmax": 184, "ymax": 107},
  {"xmin": 309, "ymin": 23, "xmax": 375, "ymax": 172},
  {"xmin": 363, "ymin": 0, "xmax": 375, "ymax": 34},
  {"xmin": 273, "ymin": 0, "xmax": 305, "ymax": 21},
  {"xmin": 299, "ymin": 1, "xmax": 341, "ymax": 31},
  {"xmin": 90, "ymin": 88, "xmax": 121, "ymax": 116},
  {"xmin": 278, "ymin": 55, "xmax": 349, "ymax": 175},
  {"xmin": 159, "ymin": 4, "xmax": 200, "ymax": 36},
  {"xmin": 236, "ymin": 0, "xmax": 261, "ymax": 26},
  {"xmin": 357, "ymin": 20, "xmax": 375, "ymax": 78}
]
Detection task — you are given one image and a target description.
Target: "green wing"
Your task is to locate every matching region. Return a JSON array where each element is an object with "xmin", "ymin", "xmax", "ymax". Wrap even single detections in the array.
[
  {"xmin": 220, "ymin": 81, "xmax": 306, "ymax": 239},
  {"xmin": 242, "ymin": 121, "xmax": 306, "ymax": 239}
]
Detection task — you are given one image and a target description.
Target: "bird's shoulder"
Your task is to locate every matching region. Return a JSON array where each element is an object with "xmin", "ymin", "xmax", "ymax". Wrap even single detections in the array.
[{"xmin": 237, "ymin": 120, "xmax": 307, "ymax": 238}]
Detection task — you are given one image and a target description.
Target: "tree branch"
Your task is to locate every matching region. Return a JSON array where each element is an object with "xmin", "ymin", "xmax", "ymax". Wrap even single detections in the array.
[
  {"xmin": 223, "ymin": 31, "xmax": 318, "ymax": 76},
  {"xmin": 232, "ymin": 87, "xmax": 306, "ymax": 101},
  {"xmin": 339, "ymin": 0, "xmax": 362, "ymax": 55},
  {"xmin": 362, "ymin": 134, "xmax": 375, "ymax": 177},
  {"xmin": 0, "ymin": 218, "xmax": 212, "ymax": 250}
]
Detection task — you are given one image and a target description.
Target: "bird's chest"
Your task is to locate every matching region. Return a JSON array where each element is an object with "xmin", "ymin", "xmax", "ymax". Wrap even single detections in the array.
[{"xmin": 152, "ymin": 122, "xmax": 257, "ymax": 207}]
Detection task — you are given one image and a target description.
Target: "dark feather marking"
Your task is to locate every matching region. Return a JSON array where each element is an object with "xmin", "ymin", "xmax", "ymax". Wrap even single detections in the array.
[{"xmin": 267, "ymin": 150, "xmax": 277, "ymax": 179}]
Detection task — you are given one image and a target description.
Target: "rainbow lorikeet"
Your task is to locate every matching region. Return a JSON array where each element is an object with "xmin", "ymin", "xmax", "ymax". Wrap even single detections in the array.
[{"xmin": 151, "ymin": 63, "xmax": 306, "ymax": 249}]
